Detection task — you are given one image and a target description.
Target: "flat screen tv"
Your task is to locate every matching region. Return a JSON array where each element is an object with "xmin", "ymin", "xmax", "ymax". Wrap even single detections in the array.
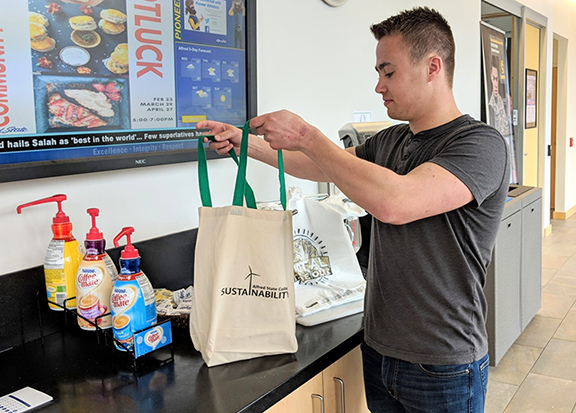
[{"xmin": 0, "ymin": 0, "xmax": 256, "ymax": 183}]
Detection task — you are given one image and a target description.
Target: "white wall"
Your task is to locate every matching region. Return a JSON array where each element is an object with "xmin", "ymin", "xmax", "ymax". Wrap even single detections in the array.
[
  {"xmin": 0, "ymin": 0, "xmax": 505, "ymax": 276},
  {"xmin": 517, "ymin": 0, "xmax": 576, "ymax": 219},
  {"xmin": 551, "ymin": 0, "xmax": 576, "ymax": 214}
]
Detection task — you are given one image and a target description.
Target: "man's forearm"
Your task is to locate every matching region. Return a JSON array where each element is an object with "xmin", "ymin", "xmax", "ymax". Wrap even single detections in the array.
[{"xmin": 247, "ymin": 134, "xmax": 331, "ymax": 182}]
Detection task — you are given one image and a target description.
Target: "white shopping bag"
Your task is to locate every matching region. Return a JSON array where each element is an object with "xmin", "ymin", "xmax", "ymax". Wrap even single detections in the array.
[
  {"xmin": 189, "ymin": 122, "xmax": 297, "ymax": 367},
  {"xmin": 289, "ymin": 188, "xmax": 366, "ymax": 317}
]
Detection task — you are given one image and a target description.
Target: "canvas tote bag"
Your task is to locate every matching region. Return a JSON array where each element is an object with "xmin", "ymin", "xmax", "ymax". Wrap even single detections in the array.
[{"xmin": 189, "ymin": 121, "xmax": 298, "ymax": 367}]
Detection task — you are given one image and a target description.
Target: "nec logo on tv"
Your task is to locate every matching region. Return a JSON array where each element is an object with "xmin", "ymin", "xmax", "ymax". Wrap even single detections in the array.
[{"xmin": 135, "ymin": 159, "xmax": 146, "ymax": 165}]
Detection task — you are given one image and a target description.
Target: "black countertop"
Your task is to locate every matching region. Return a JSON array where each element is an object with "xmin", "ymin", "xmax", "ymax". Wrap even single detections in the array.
[{"xmin": 0, "ymin": 313, "xmax": 364, "ymax": 413}]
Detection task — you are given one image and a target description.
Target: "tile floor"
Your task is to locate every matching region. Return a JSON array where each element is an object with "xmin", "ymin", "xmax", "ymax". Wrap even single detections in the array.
[{"xmin": 486, "ymin": 213, "xmax": 576, "ymax": 413}]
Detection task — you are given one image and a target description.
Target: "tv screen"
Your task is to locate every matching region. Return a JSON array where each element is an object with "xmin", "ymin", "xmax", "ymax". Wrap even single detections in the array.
[{"xmin": 0, "ymin": 0, "xmax": 256, "ymax": 183}]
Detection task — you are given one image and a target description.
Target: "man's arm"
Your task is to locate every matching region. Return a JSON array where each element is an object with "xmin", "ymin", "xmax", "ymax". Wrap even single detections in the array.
[
  {"xmin": 250, "ymin": 111, "xmax": 474, "ymax": 225},
  {"xmin": 197, "ymin": 120, "xmax": 334, "ymax": 182},
  {"xmin": 247, "ymin": 132, "xmax": 353, "ymax": 182},
  {"xmin": 305, "ymin": 137, "xmax": 473, "ymax": 225}
]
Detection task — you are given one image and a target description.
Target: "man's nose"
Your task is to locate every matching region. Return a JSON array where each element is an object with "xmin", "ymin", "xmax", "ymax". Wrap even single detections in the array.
[{"xmin": 375, "ymin": 78, "xmax": 387, "ymax": 94}]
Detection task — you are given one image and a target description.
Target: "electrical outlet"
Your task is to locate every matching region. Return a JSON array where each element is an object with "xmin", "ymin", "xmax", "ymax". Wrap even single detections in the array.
[{"xmin": 353, "ymin": 111, "xmax": 372, "ymax": 122}]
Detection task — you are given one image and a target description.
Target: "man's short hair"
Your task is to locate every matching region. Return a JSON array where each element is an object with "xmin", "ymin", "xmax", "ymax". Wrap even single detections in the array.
[{"xmin": 371, "ymin": 7, "xmax": 456, "ymax": 88}]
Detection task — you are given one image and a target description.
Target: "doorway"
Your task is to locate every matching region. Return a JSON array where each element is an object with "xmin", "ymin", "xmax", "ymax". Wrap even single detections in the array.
[
  {"xmin": 523, "ymin": 23, "xmax": 540, "ymax": 187},
  {"xmin": 551, "ymin": 34, "xmax": 568, "ymax": 219}
]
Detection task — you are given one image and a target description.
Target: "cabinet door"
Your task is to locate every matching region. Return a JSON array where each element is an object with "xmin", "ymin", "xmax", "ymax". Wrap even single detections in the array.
[
  {"xmin": 265, "ymin": 373, "xmax": 324, "ymax": 413},
  {"xmin": 485, "ymin": 210, "xmax": 522, "ymax": 366},
  {"xmin": 521, "ymin": 198, "xmax": 542, "ymax": 329},
  {"xmin": 323, "ymin": 346, "xmax": 370, "ymax": 413}
]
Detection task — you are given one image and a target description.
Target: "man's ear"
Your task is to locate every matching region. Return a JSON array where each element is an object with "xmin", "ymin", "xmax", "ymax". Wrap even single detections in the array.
[{"xmin": 427, "ymin": 55, "xmax": 443, "ymax": 82}]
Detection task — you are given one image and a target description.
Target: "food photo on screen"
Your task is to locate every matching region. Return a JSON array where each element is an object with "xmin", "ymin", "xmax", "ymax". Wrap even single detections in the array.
[
  {"xmin": 34, "ymin": 76, "xmax": 129, "ymax": 132},
  {"xmin": 28, "ymin": 0, "xmax": 128, "ymax": 77},
  {"xmin": 28, "ymin": 0, "xmax": 130, "ymax": 133}
]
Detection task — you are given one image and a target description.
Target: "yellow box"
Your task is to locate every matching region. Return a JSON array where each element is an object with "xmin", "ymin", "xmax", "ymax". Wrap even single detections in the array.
[{"xmin": 181, "ymin": 115, "xmax": 207, "ymax": 123}]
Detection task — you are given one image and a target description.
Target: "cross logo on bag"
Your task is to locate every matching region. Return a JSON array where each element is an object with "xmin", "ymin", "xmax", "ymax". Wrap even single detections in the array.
[{"xmin": 220, "ymin": 266, "xmax": 290, "ymax": 300}]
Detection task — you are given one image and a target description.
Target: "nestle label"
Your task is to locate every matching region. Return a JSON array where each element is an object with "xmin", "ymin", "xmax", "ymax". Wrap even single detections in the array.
[
  {"xmin": 77, "ymin": 270, "xmax": 101, "ymax": 289},
  {"xmin": 134, "ymin": 321, "xmax": 172, "ymax": 358}
]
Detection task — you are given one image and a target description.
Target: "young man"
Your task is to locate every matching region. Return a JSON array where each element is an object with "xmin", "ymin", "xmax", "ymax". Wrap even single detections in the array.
[{"xmin": 198, "ymin": 7, "xmax": 509, "ymax": 412}]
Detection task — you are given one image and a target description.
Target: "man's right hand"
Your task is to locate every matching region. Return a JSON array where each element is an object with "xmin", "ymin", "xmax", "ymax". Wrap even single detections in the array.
[{"xmin": 196, "ymin": 120, "xmax": 242, "ymax": 156}]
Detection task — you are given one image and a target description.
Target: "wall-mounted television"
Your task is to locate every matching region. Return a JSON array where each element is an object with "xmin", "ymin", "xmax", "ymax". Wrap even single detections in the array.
[{"xmin": 0, "ymin": 0, "xmax": 256, "ymax": 183}]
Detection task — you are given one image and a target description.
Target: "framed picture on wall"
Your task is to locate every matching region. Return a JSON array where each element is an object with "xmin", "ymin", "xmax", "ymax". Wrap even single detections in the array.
[{"xmin": 525, "ymin": 69, "xmax": 538, "ymax": 128}]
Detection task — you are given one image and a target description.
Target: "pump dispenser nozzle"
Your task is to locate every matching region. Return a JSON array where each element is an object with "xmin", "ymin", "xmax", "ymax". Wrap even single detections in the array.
[
  {"xmin": 16, "ymin": 194, "xmax": 74, "ymax": 240},
  {"xmin": 113, "ymin": 227, "xmax": 139, "ymax": 259},
  {"xmin": 16, "ymin": 194, "xmax": 70, "ymax": 224},
  {"xmin": 86, "ymin": 208, "xmax": 104, "ymax": 240}
]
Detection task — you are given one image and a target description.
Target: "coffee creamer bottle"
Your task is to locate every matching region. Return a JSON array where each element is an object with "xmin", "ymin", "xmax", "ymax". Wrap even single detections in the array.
[
  {"xmin": 17, "ymin": 194, "xmax": 83, "ymax": 311},
  {"xmin": 76, "ymin": 208, "xmax": 119, "ymax": 330},
  {"xmin": 111, "ymin": 227, "xmax": 157, "ymax": 351}
]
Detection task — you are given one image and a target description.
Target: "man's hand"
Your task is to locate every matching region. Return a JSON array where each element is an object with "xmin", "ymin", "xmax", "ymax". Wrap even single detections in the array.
[
  {"xmin": 196, "ymin": 120, "xmax": 242, "ymax": 156},
  {"xmin": 250, "ymin": 110, "xmax": 316, "ymax": 152}
]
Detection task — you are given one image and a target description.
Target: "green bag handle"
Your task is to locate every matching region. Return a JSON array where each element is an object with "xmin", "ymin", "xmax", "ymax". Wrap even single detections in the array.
[
  {"xmin": 233, "ymin": 121, "xmax": 287, "ymax": 210},
  {"xmin": 197, "ymin": 134, "xmax": 213, "ymax": 207},
  {"xmin": 197, "ymin": 133, "xmax": 256, "ymax": 208},
  {"xmin": 197, "ymin": 120, "xmax": 286, "ymax": 210},
  {"xmin": 198, "ymin": 136, "xmax": 256, "ymax": 208}
]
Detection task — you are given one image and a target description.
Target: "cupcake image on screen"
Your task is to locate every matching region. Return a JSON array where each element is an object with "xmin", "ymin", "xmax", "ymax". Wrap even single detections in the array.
[
  {"xmin": 104, "ymin": 43, "xmax": 128, "ymax": 74},
  {"xmin": 99, "ymin": 9, "xmax": 127, "ymax": 35},
  {"xmin": 30, "ymin": 12, "xmax": 56, "ymax": 53},
  {"xmin": 69, "ymin": 15, "xmax": 101, "ymax": 48}
]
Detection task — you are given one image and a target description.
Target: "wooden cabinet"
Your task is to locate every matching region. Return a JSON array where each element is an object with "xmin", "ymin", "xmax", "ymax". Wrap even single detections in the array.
[
  {"xmin": 265, "ymin": 373, "xmax": 324, "ymax": 413},
  {"xmin": 323, "ymin": 345, "xmax": 370, "ymax": 413},
  {"xmin": 266, "ymin": 346, "xmax": 370, "ymax": 413}
]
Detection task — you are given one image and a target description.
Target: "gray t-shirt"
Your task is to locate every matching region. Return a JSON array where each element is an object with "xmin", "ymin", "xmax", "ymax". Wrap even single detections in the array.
[{"xmin": 355, "ymin": 115, "xmax": 510, "ymax": 365}]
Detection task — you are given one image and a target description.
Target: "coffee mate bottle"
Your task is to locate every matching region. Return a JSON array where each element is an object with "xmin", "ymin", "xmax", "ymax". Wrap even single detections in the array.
[
  {"xmin": 111, "ymin": 227, "xmax": 157, "ymax": 351},
  {"xmin": 17, "ymin": 194, "xmax": 83, "ymax": 311},
  {"xmin": 76, "ymin": 208, "xmax": 118, "ymax": 330}
]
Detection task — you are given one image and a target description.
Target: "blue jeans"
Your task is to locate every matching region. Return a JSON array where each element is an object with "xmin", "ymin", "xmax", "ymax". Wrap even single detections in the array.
[{"xmin": 361, "ymin": 343, "xmax": 489, "ymax": 413}]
